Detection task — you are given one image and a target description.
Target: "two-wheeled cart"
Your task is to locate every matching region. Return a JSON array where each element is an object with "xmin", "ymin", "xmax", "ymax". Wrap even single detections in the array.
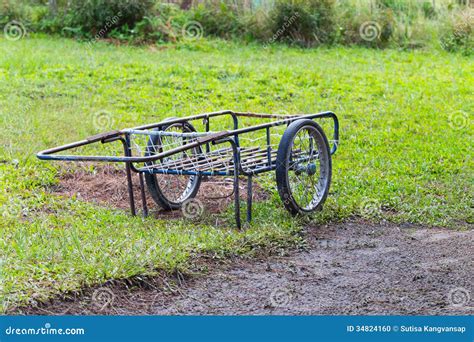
[{"xmin": 37, "ymin": 110, "xmax": 339, "ymax": 228}]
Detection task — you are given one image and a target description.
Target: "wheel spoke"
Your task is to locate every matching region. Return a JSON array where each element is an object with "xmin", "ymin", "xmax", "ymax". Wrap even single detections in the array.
[
  {"xmin": 146, "ymin": 123, "xmax": 200, "ymax": 205},
  {"xmin": 284, "ymin": 123, "xmax": 329, "ymax": 212}
]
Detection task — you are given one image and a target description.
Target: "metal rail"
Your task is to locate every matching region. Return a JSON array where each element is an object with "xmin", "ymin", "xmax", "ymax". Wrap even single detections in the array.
[{"xmin": 36, "ymin": 111, "xmax": 339, "ymax": 163}]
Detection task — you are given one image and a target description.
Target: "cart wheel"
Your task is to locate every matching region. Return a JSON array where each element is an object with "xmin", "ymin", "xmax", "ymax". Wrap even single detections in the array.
[
  {"xmin": 144, "ymin": 119, "xmax": 202, "ymax": 211},
  {"xmin": 275, "ymin": 119, "xmax": 332, "ymax": 216}
]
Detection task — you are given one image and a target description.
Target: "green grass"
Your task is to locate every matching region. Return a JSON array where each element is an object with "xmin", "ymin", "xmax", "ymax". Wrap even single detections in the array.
[{"xmin": 0, "ymin": 36, "xmax": 472, "ymax": 312}]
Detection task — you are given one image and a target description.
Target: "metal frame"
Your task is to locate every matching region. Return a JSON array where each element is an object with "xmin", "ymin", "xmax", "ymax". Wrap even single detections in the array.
[{"xmin": 37, "ymin": 110, "xmax": 339, "ymax": 228}]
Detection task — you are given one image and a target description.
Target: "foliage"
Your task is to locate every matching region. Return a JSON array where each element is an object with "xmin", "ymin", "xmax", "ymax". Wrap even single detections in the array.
[
  {"xmin": 270, "ymin": 0, "xmax": 336, "ymax": 46},
  {"xmin": 0, "ymin": 0, "xmax": 49, "ymax": 27},
  {"xmin": 192, "ymin": 2, "xmax": 244, "ymax": 38},
  {"xmin": 1, "ymin": 0, "xmax": 473, "ymax": 52},
  {"xmin": 64, "ymin": 0, "xmax": 155, "ymax": 36},
  {"xmin": 110, "ymin": 3, "xmax": 193, "ymax": 43},
  {"xmin": 240, "ymin": 8, "xmax": 274, "ymax": 42},
  {"xmin": 439, "ymin": 8, "xmax": 473, "ymax": 55},
  {"xmin": 0, "ymin": 37, "xmax": 472, "ymax": 310},
  {"xmin": 336, "ymin": 3, "xmax": 395, "ymax": 47}
]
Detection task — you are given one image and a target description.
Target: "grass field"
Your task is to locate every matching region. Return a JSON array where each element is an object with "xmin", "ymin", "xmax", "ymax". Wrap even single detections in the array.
[{"xmin": 0, "ymin": 36, "xmax": 472, "ymax": 312}]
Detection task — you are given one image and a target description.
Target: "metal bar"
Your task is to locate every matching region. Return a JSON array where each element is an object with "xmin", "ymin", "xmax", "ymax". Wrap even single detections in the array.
[
  {"xmin": 266, "ymin": 127, "xmax": 272, "ymax": 167},
  {"xmin": 37, "ymin": 112, "xmax": 339, "ymax": 163},
  {"xmin": 233, "ymin": 150, "xmax": 277, "ymax": 170},
  {"xmin": 149, "ymin": 146, "xmax": 261, "ymax": 172},
  {"xmin": 131, "ymin": 110, "xmax": 301, "ymax": 131},
  {"xmin": 231, "ymin": 112, "xmax": 240, "ymax": 147},
  {"xmin": 138, "ymin": 172, "xmax": 148, "ymax": 217},
  {"xmin": 213, "ymin": 149, "xmax": 271, "ymax": 169},
  {"xmin": 150, "ymin": 150, "xmax": 231, "ymax": 172},
  {"xmin": 143, "ymin": 161, "xmax": 280, "ymax": 176},
  {"xmin": 247, "ymin": 175, "xmax": 252, "ymax": 224},
  {"xmin": 125, "ymin": 164, "xmax": 136, "ymax": 215},
  {"xmin": 129, "ymin": 110, "xmax": 235, "ymax": 131},
  {"xmin": 190, "ymin": 149, "xmax": 276, "ymax": 173},
  {"xmin": 204, "ymin": 116, "xmax": 210, "ymax": 154},
  {"xmin": 123, "ymin": 129, "xmax": 214, "ymax": 138},
  {"xmin": 121, "ymin": 137, "xmax": 136, "ymax": 216},
  {"xmin": 229, "ymin": 112, "xmax": 337, "ymax": 138},
  {"xmin": 233, "ymin": 112, "xmax": 300, "ymax": 119},
  {"xmin": 231, "ymin": 142, "xmax": 241, "ymax": 229},
  {"xmin": 140, "ymin": 169, "xmax": 230, "ymax": 176}
]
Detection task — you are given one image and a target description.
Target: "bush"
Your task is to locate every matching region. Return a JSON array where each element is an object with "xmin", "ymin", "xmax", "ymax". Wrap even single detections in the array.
[
  {"xmin": 439, "ymin": 8, "xmax": 473, "ymax": 55},
  {"xmin": 0, "ymin": 1, "xmax": 48, "ymax": 28},
  {"xmin": 421, "ymin": 1, "xmax": 437, "ymax": 19},
  {"xmin": 269, "ymin": 0, "xmax": 336, "ymax": 47},
  {"xmin": 390, "ymin": 14, "xmax": 438, "ymax": 49},
  {"xmin": 111, "ymin": 3, "xmax": 193, "ymax": 43},
  {"xmin": 1, "ymin": 0, "xmax": 472, "ymax": 56},
  {"xmin": 337, "ymin": 4, "xmax": 395, "ymax": 48},
  {"xmin": 192, "ymin": 2, "xmax": 244, "ymax": 38},
  {"xmin": 376, "ymin": 0, "xmax": 419, "ymax": 20},
  {"xmin": 240, "ymin": 8, "xmax": 273, "ymax": 42},
  {"xmin": 64, "ymin": 0, "xmax": 155, "ymax": 37}
]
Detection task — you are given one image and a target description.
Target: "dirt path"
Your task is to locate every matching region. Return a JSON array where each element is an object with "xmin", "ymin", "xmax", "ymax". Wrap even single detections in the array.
[{"xmin": 23, "ymin": 221, "xmax": 473, "ymax": 315}]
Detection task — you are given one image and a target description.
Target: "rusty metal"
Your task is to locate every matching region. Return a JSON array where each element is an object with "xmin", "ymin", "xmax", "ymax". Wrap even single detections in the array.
[{"xmin": 37, "ymin": 111, "xmax": 339, "ymax": 228}]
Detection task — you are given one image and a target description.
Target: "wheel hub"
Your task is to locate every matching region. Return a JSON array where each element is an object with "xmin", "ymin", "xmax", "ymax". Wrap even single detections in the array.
[{"xmin": 294, "ymin": 163, "xmax": 317, "ymax": 176}]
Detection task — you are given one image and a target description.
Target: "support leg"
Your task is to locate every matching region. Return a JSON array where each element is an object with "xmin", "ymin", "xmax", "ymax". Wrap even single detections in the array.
[
  {"xmin": 125, "ymin": 162, "xmax": 136, "ymax": 216},
  {"xmin": 233, "ymin": 168, "xmax": 241, "ymax": 229},
  {"xmin": 138, "ymin": 172, "xmax": 148, "ymax": 217},
  {"xmin": 246, "ymin": 175, "xmax": 252, "ymax": 224},
  {"xmin": 121, "ymin": 136, "xmax": 136, "ymax": 216},
  {"xmin": 230, "ymin": 143, "xmax": 241, "ymax": 229}
]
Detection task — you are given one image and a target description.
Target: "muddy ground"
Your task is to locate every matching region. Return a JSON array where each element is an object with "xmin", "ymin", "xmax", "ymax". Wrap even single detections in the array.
[
  {"xmin": 52, "ymin": 164, "xmax": 269, "ymax": 219},
  {"xmin": 17, "ymin": 167, "xmax": 474, "ymax": 315}
]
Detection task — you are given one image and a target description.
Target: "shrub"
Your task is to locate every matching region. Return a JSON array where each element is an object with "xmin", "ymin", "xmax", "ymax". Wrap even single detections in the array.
[
  {"xmin": 421, "ymin": 1, "xmax": 437, "ymax": 19},
  {"xmin": 0, "ymin": 1, "xmax": 56, "ymax": 38},
  {"xmin": 439, "ymin": 8, "xmax": 473, "ymax": 55},
  {"xmin": 376, "ymin": 0, "xmax": 419, "ymax": 20},
  {"xmin": 64, "ymin": 0, "xmax": 155, "ymax": 37},
  {"xmin": 192, "ymin": 2, "xmax": 244, "ymax": 38},
  {"xmin": 240, "ymin": 8, "xmax": 274, "ymax": 42},
  {"xmin": 390, "ymin": 14, "xmax": 439, "ymax": 49},
  {"xmin": 0, "ymin": 1, "xmax": 23, "ymax": 26},
  {"xmin": 337, "ymin": 4, "xmax": 395, "ymax": 48},
  {"xmin": 0, "ymin": 1, "xmax": 48, "ymax": 27},
  {"xmin": 113, "ymin": 3, "xmax": 193, "ymax": 43},
  {"xmin": 269, "ymin": 0, "xmax": 336, "ymax": 47}
]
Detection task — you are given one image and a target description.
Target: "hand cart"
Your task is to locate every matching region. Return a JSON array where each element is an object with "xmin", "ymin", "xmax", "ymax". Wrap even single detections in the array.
[{"xmin": 37, "ymin": 110, "xmax": 339, "ymax": 228}]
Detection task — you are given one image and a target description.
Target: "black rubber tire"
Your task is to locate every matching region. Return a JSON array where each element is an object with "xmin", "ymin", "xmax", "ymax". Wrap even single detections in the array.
[
  {"xmin": 144, "ymin": 119, "xmax": 202, "ymax": 211},
  {"xmin": 275, "ymin": 119, "xmax": 332, "ymax": 216}
]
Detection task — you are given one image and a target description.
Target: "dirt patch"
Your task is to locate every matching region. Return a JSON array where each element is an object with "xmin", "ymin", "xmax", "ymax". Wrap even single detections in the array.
[
  {"xmin": 19, "ymin": 221, "xmax": 473, "ymax": 315},
  {"xmin": 50, "ymin": 164, "xmax": 270, "ymax": 219}
]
